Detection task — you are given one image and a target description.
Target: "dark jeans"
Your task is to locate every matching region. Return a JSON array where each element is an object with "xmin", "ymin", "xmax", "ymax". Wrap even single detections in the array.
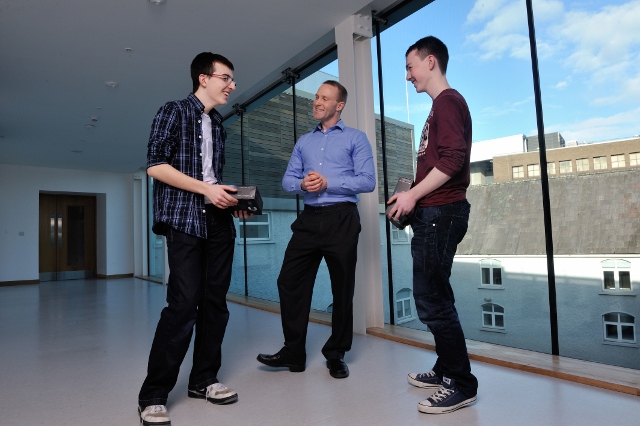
[
  {"xmin": 139, "ymin": 207, "xmax": 235, "ymax": 408},
  {"xmin": 410, "ymin": 199, "xmax": 478, "ymax": 397},
  {"xmin": 277, "ymin": 202, "xmax": 361, "ymax": 361}
]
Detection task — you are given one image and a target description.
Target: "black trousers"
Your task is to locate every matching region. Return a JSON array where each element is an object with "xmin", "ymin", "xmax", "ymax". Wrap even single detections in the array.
[
  {"xmin": 138, "ymin": 206, "xmax": 235, "ymax": 408},
  {"xmin": 277, "ymin": 202, "xmax": 361, "ymax": 361}
]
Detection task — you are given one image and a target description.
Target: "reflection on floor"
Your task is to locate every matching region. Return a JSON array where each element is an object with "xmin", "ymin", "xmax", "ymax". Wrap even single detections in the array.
[{"xmin": 1, "ymin": 278, "xmax": 638, "ymax": 426}]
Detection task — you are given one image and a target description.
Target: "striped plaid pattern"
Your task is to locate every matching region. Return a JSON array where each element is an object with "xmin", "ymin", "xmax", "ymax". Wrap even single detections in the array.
[{"xmin": 147, "ymin": 93, "xmax": 226, "ymax": 238}]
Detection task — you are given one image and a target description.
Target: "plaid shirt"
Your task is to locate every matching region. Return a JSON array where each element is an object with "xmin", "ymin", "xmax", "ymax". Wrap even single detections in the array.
[{"xmin": 147, "ymin": 93, "xmax": 227, "ymax": 238}]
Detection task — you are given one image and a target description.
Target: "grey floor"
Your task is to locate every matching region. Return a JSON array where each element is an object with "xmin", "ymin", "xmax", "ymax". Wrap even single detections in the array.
[{"xmin": 1, "ymin": 278, "xmax": 639, "ymax": 426}]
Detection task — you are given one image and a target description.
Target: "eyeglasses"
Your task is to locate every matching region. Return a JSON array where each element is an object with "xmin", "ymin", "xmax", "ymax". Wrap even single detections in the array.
[{"xmin": 207, "ymin": 73, "xmax": 236, "ymax": 86}]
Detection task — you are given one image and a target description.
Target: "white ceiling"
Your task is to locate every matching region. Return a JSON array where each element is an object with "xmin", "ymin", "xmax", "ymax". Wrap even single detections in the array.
[{"xmin": 0, "ymin": 0, "xmax": 402, "ymax": 173}]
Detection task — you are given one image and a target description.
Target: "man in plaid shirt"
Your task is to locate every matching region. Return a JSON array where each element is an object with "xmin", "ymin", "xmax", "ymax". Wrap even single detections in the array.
[{"xmin": 138, "ymin": 52, "xmax": 246, "ymax": 426}]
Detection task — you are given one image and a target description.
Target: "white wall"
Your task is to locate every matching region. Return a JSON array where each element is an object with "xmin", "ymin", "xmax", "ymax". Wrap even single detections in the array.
[
  {"xmin": 0, "ymin": 164, "xmax": 134, "ymax": 282},
  {"xmin": 471, "ymin": 134, "xmax": 525, "ymax": 162}
]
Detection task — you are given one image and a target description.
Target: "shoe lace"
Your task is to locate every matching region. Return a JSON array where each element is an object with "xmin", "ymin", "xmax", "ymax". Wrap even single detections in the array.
[
  {"xmin": 204, "ymin": 383, "xmax": 227, "ymax": 401},
  {"xmin": 430, "ymin": 386, "xmax": 455, "ymax": 403},
  {"xmin": 417, "ymin": 371, "xmax": 437, "ymax": 380}
]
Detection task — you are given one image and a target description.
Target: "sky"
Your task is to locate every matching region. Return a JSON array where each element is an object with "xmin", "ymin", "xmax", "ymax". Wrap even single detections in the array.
[{"xmin": 322, "ymin": 0, "xmax": 640, "ymax": 148}]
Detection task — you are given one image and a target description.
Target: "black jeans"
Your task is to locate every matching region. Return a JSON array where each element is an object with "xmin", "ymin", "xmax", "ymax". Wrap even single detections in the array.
[
  {"xmin": 277, "ymin": 202, "xmax": 361, "ymax": 361},
  {"xmin": 411, "ymin": 199, "xmax": 478, "ymax": 397},
  {"xmin": 139, "ymin": 207, "xmax": 235, "ymax": 408}
]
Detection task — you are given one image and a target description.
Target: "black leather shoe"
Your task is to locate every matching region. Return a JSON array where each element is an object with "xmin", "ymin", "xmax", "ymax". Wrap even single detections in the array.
[
  {"xmin": 326, "ymin": 359, "xmax": 349, "ymax": 378},
  {"xmin": 257, "ymin": 350, "xmax": 305, "ymax": 372}
]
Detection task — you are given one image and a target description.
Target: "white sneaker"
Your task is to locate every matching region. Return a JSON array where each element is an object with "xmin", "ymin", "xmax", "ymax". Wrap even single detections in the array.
[
  {"xmin": 138, "ymin": 405, "xmax": 171, "ymax": 425},
  {"xmin": 188, "ymin": 382, "xmax": 238, "ymax": 404}
]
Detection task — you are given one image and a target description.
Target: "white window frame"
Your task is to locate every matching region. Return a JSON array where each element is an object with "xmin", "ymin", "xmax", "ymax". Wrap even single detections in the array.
[
  {"xmin": 480, "ymin": 259, "xmax": 503, "ymax": 287},
  {"xmin": 601, "ymin": 259, "xmax": 632, "ymax": 291},
  {"xmin": 512, "ymin": 165, "xmax": 524, "ymax": 179},
  {"xmin": 235, "ymin": 212, "xmax": 272, "ymax": 244},
  {"xmin": 603, "ymin": 312, "xmax": 636, "ymax": 344},
  {"xmin": 593, "ymin": 156, "xmax": 607, "ymax": 170},
  {"xmin": 482, "ymin": 303, "xmax": 505, "ymax": 330},
  {"xmin": 395, "ymin": 288, "xmax": 414, "ymax": 324},
  {"xmin": 611, "ymin": 154, "xmax": 626, "ymax": 169},
  {"xmin": 547, "ymin": 162, "xmax": 556, "ymax": 175},
  {"xmin": 527, "ymin": 163, "xmax": 540, "ymax": 177},
  {"xmin": 391, "ymin": 225, "xmax": 412, "ymax": 244},
  {"xmin": 559, "ymin": 160, "xmax": 572, "ymax": 174},
  {"xmin": 576, "ymin": 158, "xmax": 589, "ymax": 172}
]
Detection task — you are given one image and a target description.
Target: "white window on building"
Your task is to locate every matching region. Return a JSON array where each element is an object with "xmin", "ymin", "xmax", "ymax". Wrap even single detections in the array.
[
  {"xmin": 602, "ymin": 259, "xmax": 632, "ymax": 291},
  {"xmin": 236, "ymin": 212, "xmax": 271, "ymax": 243},
  {"xmin": 611, "ymin": 154, "xmax": 626, "ymax": 169},
  {"xmin": 482, "ymin": 303, "xmax": 505, "ymax": 330},
  {"xmin": 391, "ymin": 225, "xmax": 412, "ymax": 244},
  {"xmin": 326, "ymin": 303, "xmax": 333, "ymax": 313},
  {"xmin": 547, "ymin": 162, "xmax": 556, "ymax": 175},
  {"xmin": 603, "ymin": 312, "xmax": 636, "ymax": 343},
  {"xmin": 559, "ymin": 160, "xmax": 572, "ymax": 174},
  {"xmin": 396, "ymin": 288, "xmax": 414, "ymax": 324},
  {"xmin": 512, "ymin": 165, "xmax": 524, "ymax": 179},
  {"xmin": 527, "ymin": 164, "xmax": 540, "ymax": 177},
  {"xmin": 480, "ymin": 259, "xmax": 502, "ymax": 286},
  {"xmin": 593, "ymin": 156, "xmax": 607, "ymax": 170},
  {"xmin": 630, "ymin": 152, "xmax": 639, "ymax": 167},
  {"xmin": 576, "ymin": 158, "xmax": 589, "ymax": 172}
]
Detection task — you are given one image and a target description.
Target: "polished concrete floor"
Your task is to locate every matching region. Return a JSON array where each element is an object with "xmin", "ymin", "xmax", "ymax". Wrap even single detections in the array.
[{"xmin": 1, "ymin": 278, "xmax": 639, "ymax": 426}]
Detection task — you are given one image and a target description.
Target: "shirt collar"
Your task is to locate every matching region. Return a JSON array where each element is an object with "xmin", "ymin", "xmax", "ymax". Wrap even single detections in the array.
[
  {"xmin": 187, "ymin": 93, "xmax": 223, "ymax": 124},
  {"xmin": 313, "ymin": 119, "xmax": 345, "ymax": 134}
]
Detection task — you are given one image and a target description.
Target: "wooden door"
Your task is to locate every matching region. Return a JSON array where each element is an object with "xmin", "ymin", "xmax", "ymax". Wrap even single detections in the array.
[{"xmin": 39, "ymin": 194, "xmax": 96, "ymax": 281}]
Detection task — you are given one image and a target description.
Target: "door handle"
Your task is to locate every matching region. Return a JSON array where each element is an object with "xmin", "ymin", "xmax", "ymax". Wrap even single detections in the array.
[
  {"xmin": 50, "ymin": 214, "xmax": 55, "ymax": 247},
  {"xmin": 57, "ymin": 214, "xmax": 63, "ymax": 248}
]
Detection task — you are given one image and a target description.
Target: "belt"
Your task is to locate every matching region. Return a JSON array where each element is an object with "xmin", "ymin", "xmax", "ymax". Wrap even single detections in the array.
[{"xmin": 303, "ymin": 202, "xmax": 356, "ymax": 213}]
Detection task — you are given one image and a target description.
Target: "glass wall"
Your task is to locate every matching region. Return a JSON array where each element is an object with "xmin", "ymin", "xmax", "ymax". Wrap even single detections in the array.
[
  {"xmin": 147, "ymin": 177, "xmax": 164, "ymax": 281},
  {"xmin": 372, "ymin": 0, "xmax": 639, "ymax": 370},
  {"xmin": 190, "ymin": 0, "xmax": 640, "ymax": 372},
  {"xmin": 223, "ymin": 59, "xmax": 340, "ymax": 315}
]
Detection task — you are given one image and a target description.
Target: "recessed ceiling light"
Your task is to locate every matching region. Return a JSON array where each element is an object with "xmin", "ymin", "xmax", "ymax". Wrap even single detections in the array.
[
  {"xmin": 91, "ymin": 116, "xmax": 98, "ymax": 122},
  {"xmin": 149, "ymin": 0, "xmax": 166, "ymax": 5},
  {"xmin": 105, "ymin": 81, "xmax": 118, "ymax": 88},
  {"xmin": 71, "ymin": 150, "xmax": 83, "ymax": 154},
  {"xmin": 85, "ymin": 124, "xmax": 95, "ymax": 129},
  {"xmin": 125, "ymin": 47, "xmax": 132, "ymax": 52}
]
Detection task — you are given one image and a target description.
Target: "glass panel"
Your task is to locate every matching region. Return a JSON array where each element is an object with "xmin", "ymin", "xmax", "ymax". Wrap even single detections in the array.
[
  {"xmin": 605, "ymin": 324, "xmax": 618, "ymax": 340},
  {"xmin": 621, "ymin": 326, "xmax": 634, "ymax": 341},
  {"xmin": 617, "ymin": 260, "xmax": 630, "ymax": 268},
  {"xmin": 397, "ymin": 302, "xmax": 403, "ymax": 319},
  {"xmin": 147, "ymin": 177, "xmax": 164, "ymax": 279},
  {"xmin": 493, "ymin": 268, "xmax": 502, "ymax": 285},
  {"xmin": 619, "ymin": 313, "xmax": 634, "ymax": 323},
  {"xmin": 619, "ymin": 271, "xmax": 631, "ymax": 290},
  {"xmin": 67, "ymin": 206, "xmax": 85, "ymax": 267},
  {"xmin": 481, "ymin": 268, "xmax": 490, "ymax": 285},
  {"xmin": 603, "ymin": 271, "xmax": 615, "ymax": 289},
  {"xmin": 225, "ymin": 60, "xmax": 338, "ymax": 307},
  {"xmin": 483, "ymin": 313, "xmax": 492, "ymax": 327},
  {"xmin": 404, "ymin": 300, "xmax": 411, "ymax": 317},
  {"xmin": 494, "ymin": 305, "xmax": 504, "ymax": 313},
  {"xmin": 603, "ymin": 313, "xmax": 617, "ymax": 322},
  {"xmin": 495, "ymin": 315, "xmax": 504, "ymax": 328},
  {"xmin": 397, "ymin": 288, "xmax": 410, "ymax": 299}
]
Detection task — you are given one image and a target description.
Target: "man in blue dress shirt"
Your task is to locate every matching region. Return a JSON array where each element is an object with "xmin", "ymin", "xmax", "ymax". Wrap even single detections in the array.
[{"xmin": 257, "ymin": 80, "xmax": 376, "ymax": 379}]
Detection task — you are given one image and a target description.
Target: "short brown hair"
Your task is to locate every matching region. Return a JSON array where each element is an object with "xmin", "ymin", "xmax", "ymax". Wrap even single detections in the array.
[
  {"xmin": 406, "ymin": 36, "xmax": 449, "ymax": 74},
  {"xmin": 322, "ymin": 80, "xmax": 348, "ymax": 104}
]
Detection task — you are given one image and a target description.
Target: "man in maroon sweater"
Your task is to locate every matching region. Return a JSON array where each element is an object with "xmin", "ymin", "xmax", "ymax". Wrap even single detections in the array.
[{"xmin": 387, "ymin": 35, "xmax": 478, "ymax": 415}]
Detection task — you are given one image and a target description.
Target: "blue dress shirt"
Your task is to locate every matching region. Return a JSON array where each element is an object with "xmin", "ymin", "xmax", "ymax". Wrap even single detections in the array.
[{"xmin": 282, "ymin": 119, "xmax": 376, "ymax": 206}]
